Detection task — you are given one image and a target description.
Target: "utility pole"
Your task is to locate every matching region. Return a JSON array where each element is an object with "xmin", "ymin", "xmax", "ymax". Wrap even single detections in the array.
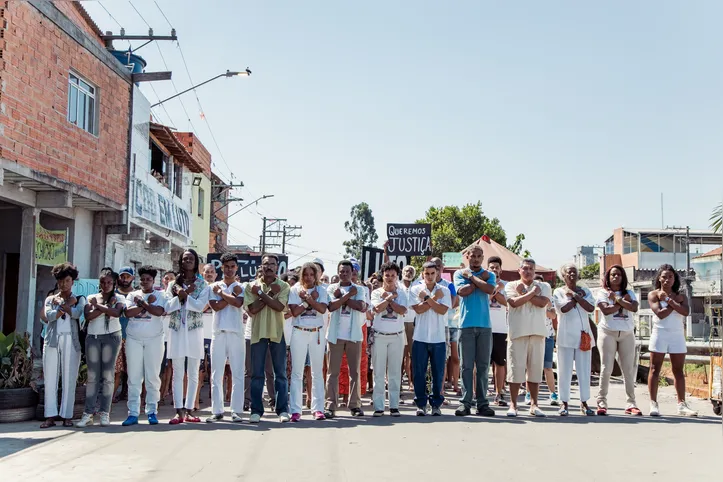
[
  {"xmin": 260, "ymin": 217, "xmax": 286, "ymax": 253},
  {"xmin": 281, "ymin": 225, "xmax": 302, "ymax": 254}
]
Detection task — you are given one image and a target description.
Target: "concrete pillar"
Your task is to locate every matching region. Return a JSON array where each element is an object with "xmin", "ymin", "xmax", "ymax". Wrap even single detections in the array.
[
  {"xmin": 90, "ymin": 212, "xmax": 108, "ymax": 277},
  {"xmin": 16, "ymin": 208, "xmax": 38, "ymax": 336}
]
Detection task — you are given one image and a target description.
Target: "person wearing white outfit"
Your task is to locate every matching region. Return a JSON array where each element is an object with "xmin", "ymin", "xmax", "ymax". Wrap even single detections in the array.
[
  {"xmin": 371, "ymin": 262, "xmax": 408, "ymax": 417},
  {"xmin": 595, "ymin": 264, "xmax": 641, "ymax": 416},
  {"xmin": 288, "ymin": 262, "xmax": 329, "ymax": 421},
  {"xmin": 553, "ymin": 264, "xmax": 595, "ymax": 417},
  {"xmin": 206, "ymin": 253, "xmax": 246, "ymax": 423},
  {"xmin": 647, "ymin": 264, "xmax": 698, "ymax": 417},
  {"xmin": 122, "ymin": 266, "xmax": 166, "ymax": 426},
  {"xmin": 41, "ymin": 263, "xmax": 86, "ymax": 429},
  {"xmin": 164, "ymin": 249, "xmax": 210, "ymax": 425}
]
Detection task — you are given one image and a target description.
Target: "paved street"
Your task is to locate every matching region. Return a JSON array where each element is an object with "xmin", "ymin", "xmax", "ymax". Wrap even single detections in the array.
[{"xmin": 0, "ymin": 381, "xmax": 720, "ymax": 482}]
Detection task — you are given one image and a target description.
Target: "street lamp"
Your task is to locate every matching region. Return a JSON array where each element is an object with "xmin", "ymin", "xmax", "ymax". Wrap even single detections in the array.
[{"xmin": 151, "ymin": 68, "xmax": 252, "ymax": 108}]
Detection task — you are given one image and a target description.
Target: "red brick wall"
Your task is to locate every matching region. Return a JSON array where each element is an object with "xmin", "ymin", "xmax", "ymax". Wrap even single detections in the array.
[
  {"xmin": 174, "ymin": 132, "xmax": 212, "ymax": 176},
  {"xmin": 55, "ymin": 2, "xmax": 104, "ymax": 45},
  {"xmin": 0, "ymin": 2, "xmax": 130, "ymax": 206}
]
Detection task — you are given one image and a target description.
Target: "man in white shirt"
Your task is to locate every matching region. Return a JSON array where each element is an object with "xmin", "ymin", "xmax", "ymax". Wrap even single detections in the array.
[
  {"xmin": 325, "ymin": 260, "xmax": 368, "ymax": 418},
  {"xmin": 487, "ymin": 256, "xmax": 509, "ymax": 407},
  {"xmin": 409, "ymin": 262, "xmax": 451, "ymax": 416},
  {"xmin": 399, "ymin": 265, "xmax": 416, "ymax": 391},
  {"xmin": 371, "ymin": 262, "xmax": 409, "ymax": 417},
  {"xmin": 206, "ymin": 253, "xmax": 245, "ymax": 423},
  {"xmin": 504, "ymin": 259, "xmax": 551, "ymax": 417}
]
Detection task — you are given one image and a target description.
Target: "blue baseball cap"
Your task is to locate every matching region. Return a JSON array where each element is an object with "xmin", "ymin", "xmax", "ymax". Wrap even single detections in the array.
[{"xmin": 118, "ymin": 266, "xmax": 135, "ymax": 277}]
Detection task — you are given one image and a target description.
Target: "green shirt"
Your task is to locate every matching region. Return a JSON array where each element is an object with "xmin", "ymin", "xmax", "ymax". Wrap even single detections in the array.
[{"xmin": 243, "ymin": 278, "xmax": 290, "ymax": 344}]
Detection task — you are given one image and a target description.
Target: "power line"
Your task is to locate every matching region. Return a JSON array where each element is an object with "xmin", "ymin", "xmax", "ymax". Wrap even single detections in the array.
[
  {"xmin": 148, "ymin": 83, "xmax": 176, "ymax": 128},
  {"xmin": 176, "ymin": 40, "xmax": 236, "ymax": 182},
  {"xmin": 128, "ymin": 1, "xmax": 150, "ymax": 28},
  {"xmin": 98, "ymin": 1, "xmax": 123, "ymax": 29},
  {"xmin": 154, "ymin": 1, "xmax": 173, "ymax": 28},
  {"xmin": 150, "ymin": 0, "xmax": 236, "ymax": 184}
]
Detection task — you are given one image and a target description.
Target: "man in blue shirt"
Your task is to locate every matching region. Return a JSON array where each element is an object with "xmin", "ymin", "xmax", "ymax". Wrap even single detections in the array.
[{"xmin": 453, "ymin": 245, "xmax": 497, "ymax": 416}]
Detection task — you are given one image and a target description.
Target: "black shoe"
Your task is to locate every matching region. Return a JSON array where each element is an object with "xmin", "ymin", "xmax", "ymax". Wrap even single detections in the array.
[
  {"xmin": 350, "ymin": 408, "xmax": 364, "ymax": 417},
  {"xmin": 373, "ymin": 410, "xmax": 384, "ymax": 417},
  {"xmin": 323, "ymin": 410, "xmax": 335, "ymax": 419},
  {"xmin": 390, "ymin": 409, "xmax": 401, "ymax": 417},
  {"xmin": 205, "ymin": 414, "xmax": 223, "ymax": 423},
  {"xmin": 476, "ymin": 406, "xmax": 496, "ymax": 417},
  {"xmin": 455, "ymin": 406, "xmax": 471, "ymax": 417}
]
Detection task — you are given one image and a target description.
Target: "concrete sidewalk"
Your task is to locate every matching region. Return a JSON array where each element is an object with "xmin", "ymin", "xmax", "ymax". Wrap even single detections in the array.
[{"xmin": 0, "ymin": 380, "xmax": 720, "ymax": 481}]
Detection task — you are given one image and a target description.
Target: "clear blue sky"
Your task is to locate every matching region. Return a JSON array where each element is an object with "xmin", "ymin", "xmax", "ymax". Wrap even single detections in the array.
[{"xmin": 84, "ymin": 0, "xmax": 723, "ymax": 270}]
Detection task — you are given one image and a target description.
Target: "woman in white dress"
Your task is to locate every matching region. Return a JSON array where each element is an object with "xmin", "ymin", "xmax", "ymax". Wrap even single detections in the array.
[
  {"xmin": 647, "ymin": 264, "xmax": 697, "ymax": 417},
  {"xmin": 164, "ymin": 249, "xmax": 210, "ymax": 424}
]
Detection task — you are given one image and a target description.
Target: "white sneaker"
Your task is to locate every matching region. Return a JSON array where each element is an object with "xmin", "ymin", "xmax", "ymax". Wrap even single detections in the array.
[
  {"xmin": 76, "ymin": 413, "xmax": 94, "ymax": 428},
  {"xmin": 231, "ymin": 412, "xmax": 243, "ymax": 423},
  {"xmin": 530, "ymin": 406, "xmax": 546, "ymax": 417},
  {"xmin": 249, "ymin": 413, "xmax": 261, "ymax": 423},
  {"xmin": 279, "ymin": 412, "xmax": 291, "ymax": 423},
  {"xmin": 99, "ymin": 412, "xmax": 111, "ymax": 427},
  {"xmin": 676, "ymin": 401, "xmax": 698, "ymax": 417},
  {"xmin": 649, "ymin": 401, "xmax": 660, "ymax": 417},
  {"xmin": 506, "ymin": 406, "xmax": 518, "ymax": 417}
]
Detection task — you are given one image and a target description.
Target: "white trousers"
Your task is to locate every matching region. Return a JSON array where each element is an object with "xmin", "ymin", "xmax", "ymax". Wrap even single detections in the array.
[
  {"xmin": 43, "ymin": 334, "xmax": 80, "ymax": 419},
  {"xmin": 372, "ymin": 332, "xmax": 405, "ymax": 411},
  {"xmin": 289, "ymin": 327, "xmax": 326, "ymax": 414},
  {"xmin": 126, "ymin": 334, "xmax": 164, "ymax": 417},
  {"xmin": 557, "ymin": 346, "xmax": 592, "ymax": 403},
  {"xmin": 210, "ymin": 331, "xmax": 245, "ymax": 415},
  {"xmin": 172, "ymin": 356, "xmax": 200, "ymax": 410}
]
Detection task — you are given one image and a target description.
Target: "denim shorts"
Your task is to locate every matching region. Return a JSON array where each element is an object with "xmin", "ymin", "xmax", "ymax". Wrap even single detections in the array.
[
  {"xmin": 448, "ymin": 327, "xmax": 460, "ymax": 343},
  {"xmin": 543, "ymin": 336, "xmax": 555, "ymax": 369}
]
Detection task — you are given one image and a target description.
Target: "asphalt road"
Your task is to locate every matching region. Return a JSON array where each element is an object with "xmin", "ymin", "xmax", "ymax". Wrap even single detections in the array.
[{"xmin": 1, "ymin": 381, "xmax": 720, "ymax": 481}]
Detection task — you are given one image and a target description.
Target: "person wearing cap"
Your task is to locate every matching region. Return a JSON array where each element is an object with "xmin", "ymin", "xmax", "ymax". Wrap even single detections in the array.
[{"xmin": 114, "ymin": 266, "xmax": 135, "ymax": 403}]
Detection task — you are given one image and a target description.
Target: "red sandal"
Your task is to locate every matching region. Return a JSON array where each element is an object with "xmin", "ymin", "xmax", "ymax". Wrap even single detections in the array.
[
  {"xmin": 596, "ymin": 404, "xmax": 608, "ymax": 416},
  {"xmin": 184, "ymin": 414, "xmax": 201, "ymax": 423},
  {"xmin": 169, "ymin": 415, "xmax": 184, "ymax": 425},
  {"xmin": 624, "ymin": 406, "xmax": 643, "ymax": 416}
]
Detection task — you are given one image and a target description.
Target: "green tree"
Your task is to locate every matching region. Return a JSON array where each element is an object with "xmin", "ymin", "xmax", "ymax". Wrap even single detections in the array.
[
  {"xmin": 410, "ymin": 202, "xmax": 527, "ymax": 267},
  {"xmin": 343, "ymin": 202, "xmax": 378, "ymax": 259},
  {"xmin": 579, "ymin": 262, "xmax": 600, "ymax": 280},
  {"xmin": 711, "ymin": 202, "xmax": 722, "ymax": 233},
  {"xmin": 508, "ymin": 233, "xmax": 532, "ymax": 259}
]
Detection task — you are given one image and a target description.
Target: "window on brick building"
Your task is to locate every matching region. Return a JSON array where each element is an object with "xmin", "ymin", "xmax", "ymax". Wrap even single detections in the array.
[
  {"xmin": 67, "ymin": 73, "xmax": 97, "ymax": 135},
  {"xmin": 149, "ymin": 140, "xmax": 170, "ymax": 186},
  {"xmin": 197, "ymin": 187, "xmax": 205, "ymax": 219}
]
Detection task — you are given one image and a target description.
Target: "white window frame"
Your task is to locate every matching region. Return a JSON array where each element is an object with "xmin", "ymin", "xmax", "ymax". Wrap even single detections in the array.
[{"xmin": 67, "ymin": 72, "xmax": 98, "ymax": 136}]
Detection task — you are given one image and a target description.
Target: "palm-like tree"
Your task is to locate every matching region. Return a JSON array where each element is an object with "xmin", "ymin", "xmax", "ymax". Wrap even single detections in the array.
[{"xmin": 711, "ymin": 202, "xmax": 723, "ymax": 233}]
